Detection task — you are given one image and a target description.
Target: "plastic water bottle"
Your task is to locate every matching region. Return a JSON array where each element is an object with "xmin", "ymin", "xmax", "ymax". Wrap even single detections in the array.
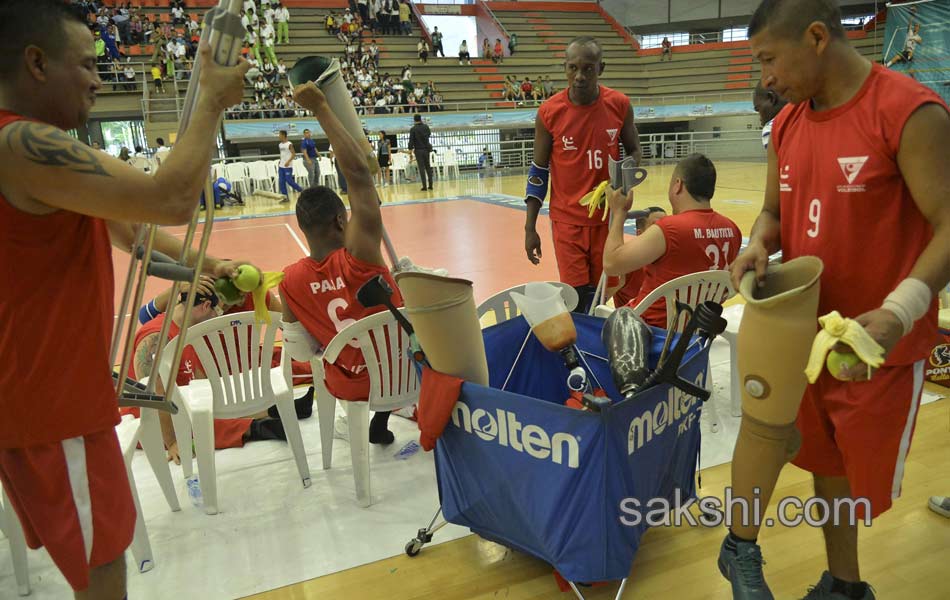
[
  {"xmin": 186, "ymin": 475, "xmax": 203, "ymax": 508},
  {"xmin": 394, "ymin": 440, "xmax": 420, "ymax": 460}
]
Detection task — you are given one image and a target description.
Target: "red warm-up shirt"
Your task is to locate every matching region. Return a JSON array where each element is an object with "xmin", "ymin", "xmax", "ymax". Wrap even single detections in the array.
[
  {"xmin": 771, "ymin": 63, "xmax": 945, "ymax": 365},
  {"xmin": 538, "ymin": 85, "xmax": 629, "ymax": 226},
  {"xmin": 629, "ymin": 209, "xmax": 740, "ymax": 327},
  {"xmin": 280, "ymin": 248, "xmax": 402, "ymax": 401},
  {"xmin": 0, "ymin": 111, "xmax": 119, "ymax": 448}
]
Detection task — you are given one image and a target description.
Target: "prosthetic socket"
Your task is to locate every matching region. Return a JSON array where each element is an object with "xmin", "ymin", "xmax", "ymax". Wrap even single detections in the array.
[
  {"xmin": 737, "ymin": 256, "xmax": 823, "ymax": 425},
  {"xmin": 287, "ymin": 56, "xmax": 380, "ymax": 175},
  {"xmin": 394, "ymin": 272, "xmax": 489, "ymax": 385}
]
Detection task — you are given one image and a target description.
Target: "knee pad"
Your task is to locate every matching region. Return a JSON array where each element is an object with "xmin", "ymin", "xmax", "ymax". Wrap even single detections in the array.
[
  {"xmin": 738, "ymin": 412, "xmax": 801, "ymax": 463},
  {"xmin": 737, "ymin": 256, "xmax": 823, "ymax": 425}
]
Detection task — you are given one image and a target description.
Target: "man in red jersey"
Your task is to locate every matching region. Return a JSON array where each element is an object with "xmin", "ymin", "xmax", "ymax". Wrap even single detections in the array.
[
  {"xmin": 0, "ymin": 1, "xmax": 248, "ymax": 596},
  {"xmin": 279, "ymin": 81, "xmax": 401, "ymax": 445},
  {"xmin": 523, "ymin": 36, "xmax": 642, "ymax": 313},
  {"xmin": 602, "ymin": 154, "xmax": 740, "ymax": 327},
  {"xmin": 605, "ymin": 207, "xmax": 667, "ymax": 308},
  {"xmin": 718, "ymin": 1, "xmax": 950, "ymax": 599}
]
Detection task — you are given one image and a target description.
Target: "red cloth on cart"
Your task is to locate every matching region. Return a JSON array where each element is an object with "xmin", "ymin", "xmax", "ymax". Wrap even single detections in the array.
[
  {"xmin": 553, "ymin": 570, "xmax": 611, "ymax": 592},
  {"xmin": 417, "ymin": 366, "xmax": 464, "ymax": 451}
]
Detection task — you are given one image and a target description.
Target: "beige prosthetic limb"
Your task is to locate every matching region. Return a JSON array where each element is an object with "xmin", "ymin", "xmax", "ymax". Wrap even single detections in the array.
[
  {"xmin": 394, "ymin": 272, "xmax": 489, "ymax": 385},
  {"xmin": 288, "ymin": 57, "xmax": 379, "ymax": 176},
  {"xmin": 729, "ymin": 256, "xmax": 823, "ymax": 539}
]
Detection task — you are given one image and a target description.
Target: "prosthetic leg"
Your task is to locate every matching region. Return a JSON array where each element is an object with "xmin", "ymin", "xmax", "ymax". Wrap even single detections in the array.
[
  {"xmin": 393, "ymin": 272, "xmax": 489, "ymax": 386},
  {"xmin": 729, "ymin": 256, "xmax": 823, "ymax": 539}
]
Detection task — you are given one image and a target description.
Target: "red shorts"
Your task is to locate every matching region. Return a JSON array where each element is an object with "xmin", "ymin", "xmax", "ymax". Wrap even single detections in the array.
[
  {"xmin": 791, "ymin": 361, "xmax": 925, "ymax": 520},
  {"xmin": 0, "ymin": 429, "xmax": 136, "ymax": 591},
  {"xmin": 550, "ymin": 221, "xmax": 609, "ymax": 288}
]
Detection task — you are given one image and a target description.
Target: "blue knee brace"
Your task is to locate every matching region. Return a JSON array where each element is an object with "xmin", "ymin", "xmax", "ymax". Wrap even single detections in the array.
[{"xmin": 525, "ymin": 162, "xmax": 549, "ymax": 203}]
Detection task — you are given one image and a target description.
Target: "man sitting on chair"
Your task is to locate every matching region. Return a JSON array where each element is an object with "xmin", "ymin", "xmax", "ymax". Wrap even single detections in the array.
[
  {"xmin": 278, "ymin": 81, "xmax": 401, "ymax": 445},
  {"xmin": 128, "ymin": 289, "xmax": 309, "ymax": 464},
  {"xmin": 605, "ymin": 207, "xmax": 667, "ymax": 308},
  {"xmin": 602, "ymin": 153, "xmax": 741, "ymax": 327}
]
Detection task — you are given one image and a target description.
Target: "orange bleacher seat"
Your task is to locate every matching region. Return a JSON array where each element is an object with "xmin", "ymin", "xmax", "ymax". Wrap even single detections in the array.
[{"xmin": 478, "ymin": 75, "xmax": 504, "ymax": 82}]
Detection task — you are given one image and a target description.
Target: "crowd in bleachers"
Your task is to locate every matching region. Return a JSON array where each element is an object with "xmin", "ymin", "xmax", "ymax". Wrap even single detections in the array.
[{"xmin": 502, "ymin": 75, "xmax": 557, "ymax": 105}]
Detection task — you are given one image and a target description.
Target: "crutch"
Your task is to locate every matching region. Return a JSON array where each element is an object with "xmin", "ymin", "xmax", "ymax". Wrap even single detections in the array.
[{"xmin": 111, "ymin": 0, "xmax": 247, "ymax": 413}]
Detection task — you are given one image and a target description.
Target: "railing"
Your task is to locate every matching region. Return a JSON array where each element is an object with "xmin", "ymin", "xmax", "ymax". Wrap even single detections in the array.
[{"xmin": 144, "ymin": 89, "xmax": 755, "ymax": 122}]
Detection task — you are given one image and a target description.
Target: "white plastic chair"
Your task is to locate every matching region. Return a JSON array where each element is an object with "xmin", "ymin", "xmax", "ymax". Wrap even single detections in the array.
[
  {"xmin": 224, "ymin": 162, "xmax": 251, "ymax": 196},
  {"xmin": 1, "ymin": 485, "xmax": 29, "ymax": 596},
  {"xmin": 312, "ymin": 309, "xmax": 420, "ymax": 507},
  {"xmin": 476, "ymin": 282, "xmax": 579, "ymax": 326},
  {"xmin": 442, "ymin": 149, "xmax": 460, "ymax": 179},
  {"xmin": 318, "ymin": 156, "xmax": 337, "ymax": 189},
  {"xmin": 0, "ymin": 415, "xmax": 164, "ymax": 595},
  {"xmin": 596, "ymin": 270, "xmax": 737, "ymax": 432},
  {"xmin": 247, "ymin": 160, "xmax": 275, "ymax": 193},
  {"xmin": 292, "ymin": 157, "xmax": 309, "ymax": 188},
  {"xmin": 390, "ymin": 152, "xmax": 409, "ymax": 183},
  {"xmin": 162, "ymin": 311, "xmax": 311, "ymax": 515}
]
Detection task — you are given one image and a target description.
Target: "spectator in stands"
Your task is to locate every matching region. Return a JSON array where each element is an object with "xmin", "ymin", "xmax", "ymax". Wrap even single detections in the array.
[
  {"xmin": 398, "ymin": 0, "xmax": 411, "ymax": 35},
  {"xmin": 325, "ymin": 12, "xmax": 337, "ymax": 34},
  {"xmin": 357, "ymin": 0, "xmax": 369, "ymax": 24},
  {"xmin": 243, "ymin": 7, "xmax": 259, "ymax": 31},
  {"xmin": 388, "ymin": 0, "xmax": 400, "ymax": 36},
  {"xmin": 459, "ymin": 40, "xmax": 471, "ymax": 65},
  {"xmin": 151, "ymin": 63, "xmax": 164, "ymax": 93},
  {"xmin": 245, "ymin": 24, "xmax": 263, "ymax": 65},
  {"xmin": 543, "ymin": 75, "xmax": 556, "ymax": 97},
  {"xmin": 431, "ymin": 26, "xmax": 445, "ymax": 57},
  {"xmin": 417, "ymin": 37, "xmax": 429, "ymax": 63},
  {"xmin": 261, "ymin": 21, "xmax": 278, "ymax": 65},
  {"xmin": 661, "ymin": 36, "xmax": 672, "ymax": 61},
  {"xmin": 153, "ymin": 138, "xmax": 170, "ymax": 169},
  {"xmin": 123, "ymin": 58, "xmax": 136, "ymax": 91},
  {"xmin": 493, "ymin": 38, "xmax": 504, "ymax": 63},
  {"xmin": 508, "ymin": 32, "xmax": 518, "ymax": 56},
  {"xmin": 481, "ymin": 38, "xmax": 491, "ymax": 59},
  {"xmin": 171, "ymin": 3, "xmax": 185, "ymax": 25},
  {"xmin": 520, "ymin": 76, "xmax": 533, "ymax": 103},
  {"xmin": 369, "ymin": 40, "xmax": 380, "ymax": 67}
]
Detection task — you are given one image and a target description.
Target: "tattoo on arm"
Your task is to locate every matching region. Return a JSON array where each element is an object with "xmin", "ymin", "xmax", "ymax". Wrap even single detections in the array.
[
  {"xmin": 4, "ymin": 122, "xmax": 111, "ymax": 177},
  {"xmin": 134, "ymin": 334, "xmax": 160, "ymax": 382}
]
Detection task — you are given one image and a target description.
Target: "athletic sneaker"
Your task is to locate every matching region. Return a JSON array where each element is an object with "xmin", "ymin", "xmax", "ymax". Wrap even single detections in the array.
[
  {"xmin": 929, "ymin": 495, "xmax": 950, "ymax": 517},
  {"xmin": 799, "ymin": 572, "xmax": 875, "ymax": 600},
  {"xmin": 718, "ymin": 535, "xmax": 774, "ymax": 600}
]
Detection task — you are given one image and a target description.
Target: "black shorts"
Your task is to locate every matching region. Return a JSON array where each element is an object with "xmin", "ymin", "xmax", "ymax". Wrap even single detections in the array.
[{"xmin": 378, "ymin": 154, "xmax": 390, "ymax": 168}]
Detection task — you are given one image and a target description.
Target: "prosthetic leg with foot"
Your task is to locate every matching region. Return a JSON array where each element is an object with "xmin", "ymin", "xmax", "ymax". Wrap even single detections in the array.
[{"xmin": 719, "ymin": 256, "xmax": 823, "ymax": 600}]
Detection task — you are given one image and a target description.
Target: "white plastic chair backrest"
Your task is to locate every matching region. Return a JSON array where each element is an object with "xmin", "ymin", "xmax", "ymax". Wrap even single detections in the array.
[
  {"xmin": 225, "ymin": 162, "xmax": 248, "ymax": 182},
  {"xmin": 476, "ymin": 282, "xmax": 579, "ymax": 325},
  {"xmin": 322, "ymin": 309, "xmax": 419, "ymax": 411},
  {"xmin": 318, "ymin": 156, "xmax": 333, "ymax": 172},
  {"xmin": 444, "ymin": 150, "xmax": 458, "ymax": 165},
  {"xmin": 292, "ymin": 158, "xmax": 308, "ymax": 178},
  {"xmin": 392, "ymin": 153, "xmax": 408, "ymax": 169},
  {"xmin": 168, "ymin": 311, "xmax": 285, "ymax": 419},
  {"xmin": 629, "ymin": 270, "xmax": 735, "ymax": 334}
]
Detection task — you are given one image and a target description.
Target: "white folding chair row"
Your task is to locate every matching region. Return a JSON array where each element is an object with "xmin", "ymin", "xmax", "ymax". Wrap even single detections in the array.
[
  {"xmin": 292, "ymin": 156, "xmax": 310, "ymax": 188},
  {"xmin": 311, "ymin": 308, "xmax": 420, "ymax": 508},
  {"xmin": 223, "ymin": 161, "xmax": 252, "ymax": 196},
  {"xmin": 247, "ymin": 160, "xmax": 278, "ymax": 193},
  {"xmin": 159, "ymin": 311, "xmax": 311, "ymax": 515},
  {"xmin": 390, "ymin": 152, "xmax": 410, "ymax": 183}
]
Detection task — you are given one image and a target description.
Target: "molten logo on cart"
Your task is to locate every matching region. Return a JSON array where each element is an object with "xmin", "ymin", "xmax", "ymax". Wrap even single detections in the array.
[
  {"xmin": 450, "ymin": 403, "xmax": 580, "ymax": 468},
  {"xmin": 627, "ymin": 374, "xmax": 704, "ymax": 456}
]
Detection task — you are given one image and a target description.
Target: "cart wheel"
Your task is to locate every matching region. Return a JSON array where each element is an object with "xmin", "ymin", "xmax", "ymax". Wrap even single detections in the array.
[{"xmin": 405, "ymin": 539, "xmax": 423, "ymax": 557}]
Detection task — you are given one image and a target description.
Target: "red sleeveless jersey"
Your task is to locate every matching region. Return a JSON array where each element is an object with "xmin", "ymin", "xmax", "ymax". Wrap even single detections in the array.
[
  {"xmin": 129, "ymin": 315, "xmax": 200, "ymax": 387},
  {"xmin": 279, "ymin": 248, "xmax": 402, "ymax": 401},
  {"xmin": 0, "ymin": 111, "xmax": 119, "ymax": 447},
  {"xmin": 630, "ymin": 209, "xmax": 741, "ymax": 327},
  {"xmin": 538, "ymin": 85, "xmax": 630, "ymax": 226},
  {"xmin": 771, "ymin": 64, "xmax": 945, "ymax": 365}
]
